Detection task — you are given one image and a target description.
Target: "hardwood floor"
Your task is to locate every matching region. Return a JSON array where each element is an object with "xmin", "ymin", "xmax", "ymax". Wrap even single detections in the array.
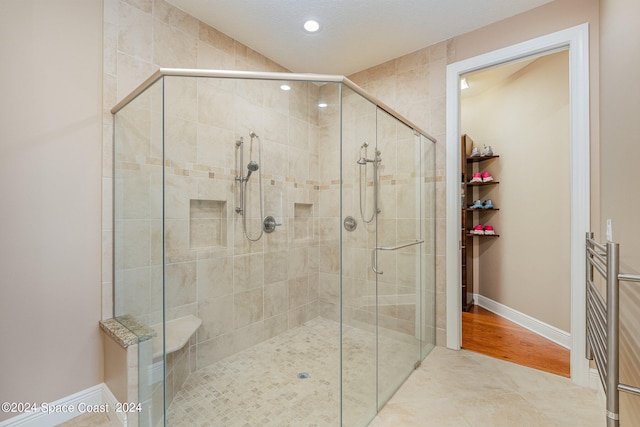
[{"xmin": 462, "ymin": 305, "xmax": 570, "ymax": 377}]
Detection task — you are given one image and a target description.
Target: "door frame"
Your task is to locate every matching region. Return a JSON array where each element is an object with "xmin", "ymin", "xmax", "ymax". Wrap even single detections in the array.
[{"xmin": 444, "ymin": 23, "xmax": 591, "ymax": 385}]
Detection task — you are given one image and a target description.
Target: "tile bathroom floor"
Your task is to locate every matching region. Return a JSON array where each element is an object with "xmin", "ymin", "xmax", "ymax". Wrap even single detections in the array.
[
  {"xmin": 369, "ymin": 346, "xmax": 605, "ymax": 427},
  {"xmin": 60, "ymin": 319, "xmax": 604, "ymax": 427}
]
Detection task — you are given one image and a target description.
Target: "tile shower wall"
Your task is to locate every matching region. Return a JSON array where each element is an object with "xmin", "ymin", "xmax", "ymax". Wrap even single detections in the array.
[
  {"xmin": 161, "ymin": 77, "xmax": 328, "ymax": 370},
  {"xmin": 114, "ymin": 76, "xmax": 329, "ymax": 346},
  {"xmin": 316, "ymin": 84, "xmax": 432, "ymax": 340},
  {"xmin": 103, "ymin": 0, "xmax": 289, "ymax": 320},
  {"xmin": 348, "ymin": 43, "xmax": 448, "ymax": 345},
  {"xmin": 317, "ymin": 85, "xmax": 380, "ymax": 328}
]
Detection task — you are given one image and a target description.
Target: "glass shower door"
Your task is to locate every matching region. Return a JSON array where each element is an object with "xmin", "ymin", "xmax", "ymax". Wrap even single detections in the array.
[
  {"xmin": 340, "ymin": 87, "xmax": 432, "ymax": 425},
  {"xmin": 340, "ymin": 85, "xmax": 379, "ymax": 426},
  {"xmin": 374, "ymin": 109, "xmax": 424, "ymax": 408}
]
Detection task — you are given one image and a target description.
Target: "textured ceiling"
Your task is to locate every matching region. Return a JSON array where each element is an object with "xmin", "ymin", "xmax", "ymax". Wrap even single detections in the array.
[{"xmin": 166, "ymin": 0, "xmax": 553, "ymax": 75}]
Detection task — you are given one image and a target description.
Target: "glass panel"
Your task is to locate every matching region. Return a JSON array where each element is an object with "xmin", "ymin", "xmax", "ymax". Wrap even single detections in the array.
[
  {"xmin": 421, "ymin": 134, "xmax": 437, "ymax": 359},
  {"xmin": 158, "ymin": 75, "xmax": 342, "ymax": 425},
  {"xmin": 114, "ymin": 71, "xmax": 436, "ymax": 426},
  {"xmin": 162, "ymin": 75, "xmax": 212, "ymax": 424},
  {"xmin": 113, "ymin": 78, "xmax": 165, "ymax": 426},
  {"xmin": 375, "ymin": 109, "xmax": 423, "ymax": 408},
  {"xmin": 340, "ymin": 85, "xmax": 378, "ymax": 426}
]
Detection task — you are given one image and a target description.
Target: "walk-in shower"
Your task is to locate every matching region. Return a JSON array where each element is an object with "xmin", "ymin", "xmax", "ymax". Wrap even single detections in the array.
[{"xmin": 112, "ymin": 68, "xmax": 436, "ymax": 426}]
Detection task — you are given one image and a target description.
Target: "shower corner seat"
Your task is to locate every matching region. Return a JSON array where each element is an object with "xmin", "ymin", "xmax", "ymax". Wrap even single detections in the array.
[{"xmin": 151, "ymin": 315, "xmax": 202, "ymax": 359}]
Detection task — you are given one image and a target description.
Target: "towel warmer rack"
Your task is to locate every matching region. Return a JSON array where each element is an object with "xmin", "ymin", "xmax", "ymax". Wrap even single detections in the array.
[{"xmin": 586, "ymin": 232, "xmax": 640, "ymax": 426}]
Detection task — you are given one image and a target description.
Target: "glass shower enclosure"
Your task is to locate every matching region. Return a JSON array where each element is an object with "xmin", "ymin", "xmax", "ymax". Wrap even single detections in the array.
[{"xmin": 112, "ymin": 69, "xmax": 436, "ymax": 426}]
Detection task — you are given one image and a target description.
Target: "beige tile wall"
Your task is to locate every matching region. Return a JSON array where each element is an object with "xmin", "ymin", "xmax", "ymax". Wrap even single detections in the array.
[
  {"xmin": 103, "ymin": 0, "xmax": 288, "ymax": 321},
  {"xmin": 113, "ymin": 77, "xmax": 328, "ymax": 355},
  {"xmin": 348, "ymin": 44, "xmax": 448, "ymax": 344},
  {"xmin": 314, "ymin": 81, "xmax": 437, "ymax": 349}
]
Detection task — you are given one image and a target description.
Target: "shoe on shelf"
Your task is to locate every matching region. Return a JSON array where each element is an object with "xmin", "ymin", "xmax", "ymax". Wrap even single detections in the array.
[
  {"xmin": 481, "ymin": 171, "xmax": 494, "ymax": 182},
  {"xmin": 470, "ymin": 199, "xmax": 483, "ymax": 209},
  {"xmin": 484, "ymin": 225, "xmax": 496, "ymax": 235},
  {"xmin": 483, "ymin": 199, "xmax": 494, "ymax": 209},
  {"xmin": 469, "ymin": 172, "xmax": 483, "ymax": 183},
  {"xmin": 470, "ymin": 146, "xmax": 480, "ymax": 157},
  {"xmin": 472, "ymin": 224, "xmax": 484, "ymax": 235},
  {"xmin": 482, "ymin": 145, "xmax": 494, "ymax": 156}
]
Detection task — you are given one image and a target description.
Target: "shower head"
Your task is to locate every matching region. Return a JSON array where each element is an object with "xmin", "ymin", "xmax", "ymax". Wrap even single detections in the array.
[
  {"xmin": 246, "ymin": 161, "xmax": 259, "ymax": 180},
  {"xmin": 249, "ymin": 131, "xmax": 258, "ymax": 139},
  {"xmin": 248, "ymin": 161, "xmax": 259, "ymax": 172},
  {"xmin": 357, "ymin": 157, "xmax": 367, "ymax": 165}
]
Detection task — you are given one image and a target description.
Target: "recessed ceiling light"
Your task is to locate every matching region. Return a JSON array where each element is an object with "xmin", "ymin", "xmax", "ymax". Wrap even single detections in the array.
[
  {"xmin": 304, "ymin": 20, "xmax": 320, "ymax": 33},
  {"xmin": 318, "ymin": 102, "xmax": 328, "ymax": 108},
  {"xmin": 280, "ymin": 84, "xmax": 291, "ymax": 91}
]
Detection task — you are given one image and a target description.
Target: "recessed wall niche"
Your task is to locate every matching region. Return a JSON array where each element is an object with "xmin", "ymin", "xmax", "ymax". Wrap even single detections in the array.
[
  {"xmin": 294, "ymin": 203, "xmax": 313, "ymax": 241},
  {"xmin": 189, "ymin": 199, "xmax": 226, "ymax": 248}
]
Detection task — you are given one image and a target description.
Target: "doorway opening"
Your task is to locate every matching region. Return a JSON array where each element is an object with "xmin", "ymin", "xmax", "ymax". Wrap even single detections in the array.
[
  {"xmin": 445, "ymin": 24, "xmax": 591, "ymax": 386},
  {"xmin": 459, "ymin": 50, "xmax": 571, "ymax": 376}
]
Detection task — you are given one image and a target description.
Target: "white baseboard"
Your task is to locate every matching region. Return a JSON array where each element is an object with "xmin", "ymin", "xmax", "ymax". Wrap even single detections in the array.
[
  {"xmin": 0, "ymin": 383, "xmax": 124, "ymax": 427},
  {"xmin": 473, "ymin": 294, "xmax": 571, "ymax": 349}
]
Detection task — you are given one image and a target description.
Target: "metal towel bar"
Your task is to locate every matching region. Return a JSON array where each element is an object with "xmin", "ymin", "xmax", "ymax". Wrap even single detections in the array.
[
  {"xmin": 585, "ymin": 232, "xmax": 640, "ymax": 426},
  {"xmin": 371, "ymin": 239, "xmax": 424, "ymax": 274},
  {"xmin": 618, "ymin": 273, "xmax": 640, "ymax": 283},
  {"xmin": 619, "ymin": 383, "xmax": 640, "ymax": 397}
]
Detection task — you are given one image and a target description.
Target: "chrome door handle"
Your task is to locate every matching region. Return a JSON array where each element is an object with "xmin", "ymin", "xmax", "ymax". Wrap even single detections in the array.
[
  {"xmin": 371, "ymin": 239, "xmax": 424, "ymax": 275},
  {"xmin": 376, "ymin": 239, "xmax": 424, "ymax": 252},
  {"xmin": 371, "ymin": 248, "xmax": 383, "ymax": 275}
]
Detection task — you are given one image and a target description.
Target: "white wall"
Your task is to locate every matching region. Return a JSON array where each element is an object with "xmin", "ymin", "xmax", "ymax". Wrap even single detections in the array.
[
  {"xmin": 461, "ymin": 51, "xmax": 571, "ymax": 332},
  {"xmin": 0, "ymin": 1, "xmax": 103, "ymax": 421}
]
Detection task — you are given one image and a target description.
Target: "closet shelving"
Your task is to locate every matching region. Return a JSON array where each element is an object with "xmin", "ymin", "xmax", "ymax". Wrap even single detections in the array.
[
  {"xmin": 460, "ymin": 134, "xmax": 501, "ymax": 311},
  {"xmin": 464, "ymin": 155, "xmax": 500, "ymax": 237}
]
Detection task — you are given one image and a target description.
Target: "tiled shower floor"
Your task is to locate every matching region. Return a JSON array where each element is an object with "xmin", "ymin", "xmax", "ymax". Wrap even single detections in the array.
[
  {"xmin": 58, "ymin": 326, "xmax": 605, "ymax": 427},
  {"xmin": 167, "ymin": 317, "xmax": 420, "ymax": 427}
]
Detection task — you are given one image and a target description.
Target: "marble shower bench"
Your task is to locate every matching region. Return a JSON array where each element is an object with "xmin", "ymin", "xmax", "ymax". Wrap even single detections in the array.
[{"xmin": 99, "ymin": 315, "xmax": 202, "ymax": 427}]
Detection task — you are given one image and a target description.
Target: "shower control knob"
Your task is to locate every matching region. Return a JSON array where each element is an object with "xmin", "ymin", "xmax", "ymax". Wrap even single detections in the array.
[
  {"xmin": 344, "ymin": 216, "xmax": 357, "ymax": 232},
  {"xmin": 263, "ymin": 216, "xmax": 281, "ymax": 233}
]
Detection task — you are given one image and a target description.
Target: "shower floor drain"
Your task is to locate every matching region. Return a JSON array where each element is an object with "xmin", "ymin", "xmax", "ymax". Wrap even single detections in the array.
[{"xmin": 297, "ymin": 372, "xmax": 310, "ymax": 379}]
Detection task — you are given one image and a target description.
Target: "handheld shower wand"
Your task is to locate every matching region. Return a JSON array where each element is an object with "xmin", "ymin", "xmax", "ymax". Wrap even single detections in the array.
[
  {"xmin": 358, "ymin": 141, "xmax": 381, "ymax": 223},
  {"xmin": 235, "ymin": 131, "xmax": 264, "ymax": 242},
  {"xmin": 246, "ymin": 161, "xmax": 259, "ymax": 180}
]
